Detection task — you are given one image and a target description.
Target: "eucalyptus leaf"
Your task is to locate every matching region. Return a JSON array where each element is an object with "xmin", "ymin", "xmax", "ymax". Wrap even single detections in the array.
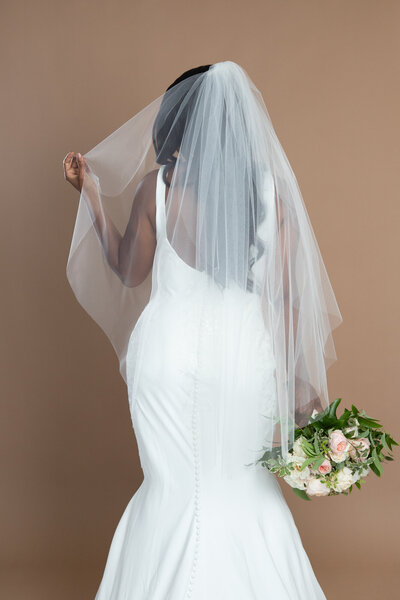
[
  {"xmin": 292, "ymin": 487, "xmax": 311, "ymax": 501},
  {"xmin": 373, "ymin": 456, "xmax": 384, "ymax": 476},
  {"xmin": 369, "ymin": 461, "xmax": 381, "ymax": 477}
]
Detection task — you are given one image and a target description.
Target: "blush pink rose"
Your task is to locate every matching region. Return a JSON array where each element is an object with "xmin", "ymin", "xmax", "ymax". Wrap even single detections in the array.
[
  {"xmin": 329, "ymin": 429, "xmax": 349, "ymax": 454},
  {"xmin": 318, "ymin": 458, "xmax": 332, "ymax": 474},
  {"xmin": 349, "ymin": 437, "xmax": 371, "ymax": 462}
]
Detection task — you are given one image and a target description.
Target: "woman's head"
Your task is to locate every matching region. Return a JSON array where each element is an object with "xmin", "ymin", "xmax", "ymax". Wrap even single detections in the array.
[
  {"xmin": 152, "ymin": 65, "xmax": 212, "ymax": 180},
  {"xmin": 165, "ymin": 65, "xmax": 213, "ymax": 91}
]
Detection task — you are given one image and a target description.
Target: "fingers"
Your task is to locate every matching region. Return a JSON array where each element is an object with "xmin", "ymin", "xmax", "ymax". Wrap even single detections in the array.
[
  {"xmin": 63, "ymin": 152, "xmax": 90, "ymax": 192},
  {"xmin": 63, "ymin": 151, "xmax": 84, "ymax": 170},
  {"xmin": 75, "ymin": 152, "xmax": 86, "ymax": 171},
  {"xmin": 63, "ymin": 152, "xmax": 73, "ymax": 182},
  {"xmin": 63, "ymin": 152, "xmax": 79, "ymax": 180},
  {"xmin": 63, "ymin": 151, "xmax": 75, "ymax": 169},
  {"xmin": 63, "ymin": 151, "xmax": 74, "ymax": 163},
  {"xmin": 63, "ymin": 152, "xmax": 83, "ymax": 191}
]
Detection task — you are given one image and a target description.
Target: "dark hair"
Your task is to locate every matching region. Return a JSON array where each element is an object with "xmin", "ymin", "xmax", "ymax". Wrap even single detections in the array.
[{"xmin": 152, "ymin": 65, "xmax": 212, "ymax": 186}]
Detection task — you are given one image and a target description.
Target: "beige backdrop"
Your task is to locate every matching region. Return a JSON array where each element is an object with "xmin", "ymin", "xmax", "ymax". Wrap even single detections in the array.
[{"xmin": 1, "ymin": 1, "xmax": 399, "ymax": 598}]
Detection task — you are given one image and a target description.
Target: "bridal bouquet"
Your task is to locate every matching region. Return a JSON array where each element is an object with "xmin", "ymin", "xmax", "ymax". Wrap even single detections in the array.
[{"xmin": 258, "ymin": 398, "xmax": 398, "ymax": 500}]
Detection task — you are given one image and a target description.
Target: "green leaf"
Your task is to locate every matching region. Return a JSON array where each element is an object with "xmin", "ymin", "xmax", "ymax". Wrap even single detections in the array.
[
  {"xmin": 360, "ymin": 412, "xmax": 380, "ymax": 422},
  {"xmin": 292, "ymin": 487, "xmax": 311, "ymax": 501},
  {"xmin": 328, "ymin": 398, "xmax": 342, "ymax": 419},
  {"xmin": 301, "ymin": 440, "xmax": 317, "ymax": 458},
  {"xmin": 372, "ymin": 448, "xmax": 384, "ymax": 475},
  {"xmin": 357, "ymin": 417, "xmax": 382, "ymax": 429},
  {"xmin": 386, "ymin": 436, "xmax": 399, "ymax": 449},
  {"xmin": 370, "ymin": 462, "xmax": 381, "ymax": 477}
]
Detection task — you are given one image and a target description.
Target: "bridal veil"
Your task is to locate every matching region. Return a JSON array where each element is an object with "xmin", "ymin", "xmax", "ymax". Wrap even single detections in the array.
[{"xmin": 66, "ymin": 60, "xmax": 342, "ymax": 463}]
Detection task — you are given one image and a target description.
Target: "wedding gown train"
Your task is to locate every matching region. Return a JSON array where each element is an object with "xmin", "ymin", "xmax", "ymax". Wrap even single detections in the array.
[{"xmin": 94, "ymin": 165, "xmax": 326, "ymax": 599}]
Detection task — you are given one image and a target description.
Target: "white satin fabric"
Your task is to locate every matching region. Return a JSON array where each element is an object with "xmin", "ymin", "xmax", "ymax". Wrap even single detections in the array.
[{"xmin": 94, "ymin": 166, "xmax": 326, "ymax": 600}]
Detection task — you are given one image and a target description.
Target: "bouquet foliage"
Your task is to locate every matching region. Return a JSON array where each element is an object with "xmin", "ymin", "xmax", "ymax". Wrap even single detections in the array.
[{"xmin": 258, "ymin": 398, "xmax": 398, "ymax": 500}]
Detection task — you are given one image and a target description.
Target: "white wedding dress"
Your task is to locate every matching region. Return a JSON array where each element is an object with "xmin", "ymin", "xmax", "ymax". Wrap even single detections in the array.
[{"xmin": 94, "ymin": 166, "xmax": 326, "ymax": 600}]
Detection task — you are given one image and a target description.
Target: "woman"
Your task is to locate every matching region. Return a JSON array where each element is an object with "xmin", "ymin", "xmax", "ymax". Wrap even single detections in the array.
[{"xmin": 64, "ymin": 61, "xmax": 342, "ymax": 599}]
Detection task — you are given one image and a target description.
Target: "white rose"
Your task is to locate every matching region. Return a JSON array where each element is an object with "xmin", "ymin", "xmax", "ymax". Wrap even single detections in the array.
[
  {"xmin": 311, "ymin": 409, "xmax": 319, "ymax": 419},
  {"xmin": 333, "ymin": 466, "xmax": 354, "ymax": 492},
  {"xmin": 351, "ymin": 471, "xmax": 360, "ymax": 484},
  {"xmin": 329, "ymin": 449, "xmax": 349, "ymax": 463},
  {"xmin": 284, "ymin": 455, "xmax": 311, "ymax": 489},
  {"xmin": 292, "ymin": 436, "xmax": 307, "ymax": 458},
  {"xmin": 284, "ymin": 473, "xmax": 306, "ymax": 489},
  {"xmin": 306, "ymin": 477, "xmax": 330, "ymax": 497}
]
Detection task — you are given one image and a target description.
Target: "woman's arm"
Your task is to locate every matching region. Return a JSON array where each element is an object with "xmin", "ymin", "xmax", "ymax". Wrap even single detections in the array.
[
  {"xmin": 117, "ymin": 171, "xmax": 158, "ymax": 287},
  {"xmin": 63, "ymin": 152, "xmax": 157, "ymax": 287}
]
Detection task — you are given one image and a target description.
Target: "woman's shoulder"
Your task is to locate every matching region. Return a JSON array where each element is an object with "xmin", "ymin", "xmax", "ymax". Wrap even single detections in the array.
[
  {"xmin": 136, "ymin": 168, "xmax": 159, "ymax": 197},
  {"xmin": 132, "ymin": 168, "xmax": 160, "ymax": 210}
]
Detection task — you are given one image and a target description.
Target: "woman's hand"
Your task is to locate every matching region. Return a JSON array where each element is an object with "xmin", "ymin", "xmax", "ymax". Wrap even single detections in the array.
[
  {"xmin": 63, "ymin": 151, "xmax": 85, "ymax": 192},
  {"xmin": 294, "ymin": 377, "xmax": 324, "ymax": 428}
]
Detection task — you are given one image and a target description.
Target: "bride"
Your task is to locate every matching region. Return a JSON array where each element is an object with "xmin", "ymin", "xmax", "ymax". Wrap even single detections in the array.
[{"xmin": 63, "ymin": 61, "xmax": 341, "ymax": 599}]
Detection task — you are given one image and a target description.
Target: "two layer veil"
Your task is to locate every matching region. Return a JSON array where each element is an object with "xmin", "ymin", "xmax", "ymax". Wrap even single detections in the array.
[{"xmin": 66, "ymin": 61, "xmax": 342, "ymax": 463}]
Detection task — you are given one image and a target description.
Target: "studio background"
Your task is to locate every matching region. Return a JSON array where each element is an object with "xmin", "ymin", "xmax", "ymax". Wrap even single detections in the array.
[{"xmin": 1, "ymin": 1, "xmax": 399, "ymax": 598}]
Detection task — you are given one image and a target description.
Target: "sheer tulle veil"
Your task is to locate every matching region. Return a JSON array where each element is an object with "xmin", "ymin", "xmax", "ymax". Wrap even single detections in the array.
[{"xmin": 66, "ymin": 60, "xmax": 342, "ymax": 462}]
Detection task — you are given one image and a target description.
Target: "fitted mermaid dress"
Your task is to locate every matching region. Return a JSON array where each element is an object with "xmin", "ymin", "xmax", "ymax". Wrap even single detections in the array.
[{"xmin": 94, "ymin": 166, "xmax": 326, "ymax": 600}]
